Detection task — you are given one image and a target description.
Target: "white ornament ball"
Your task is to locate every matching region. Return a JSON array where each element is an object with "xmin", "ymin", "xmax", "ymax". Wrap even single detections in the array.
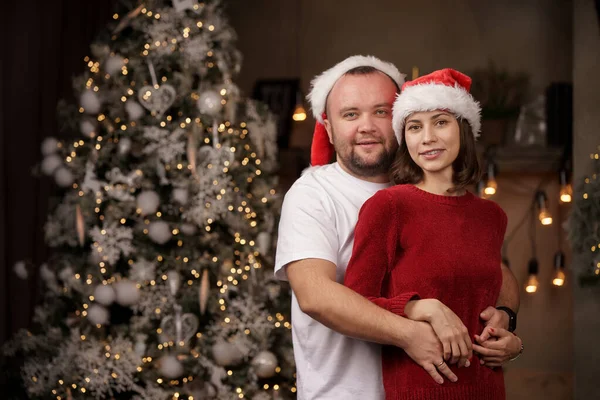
[
  {"xmin": 252, "ymin": 350, "xmax": 278, "ymax": 378},
  {"xmin": 196, "ymin": 90, "xmax": 223, "ymax": 116},
  {"xmin": 159, "ymin": 355, "xmax": 184, "ymax": 379},
  {"xmin": 41, "ymin": 137, "xmax": 59, "ymax": 156},
  {"xmin": 13, "ymin": 261, "xmax": 28, "ymax": 279},
  {"xmin": 80, "ymin": 90, "xmax": 102, "ymax": 114},
  {"xmin": 148, "ymin": 221, "xmax": 172, "ymax": 245},
  {"xmin": 87, "ymin": 304, "xmax": 110, "ymax": 325},
  {"xmin": 172, "ymin": 188, "xmax": 189, "ymax": 205},
  {"xmin": 118, "ymin": 137, "xmax": 132, "ymax": 155},
  {"xmin": 114, "ymin": 280, "xmax": 140, "ymax": 306},
  {"xmin": 54, "ymin": 167, "xmax": 75, "ymax": 188},
  {"xmin": 40, "ymin": 263, "xmax": 54, "ymax": 282},
  {"xmin": 104, "ymin": 54, "xmax": 125, "ymax": 76},
  {"xmin": 80, "ymin": 119, "xmax": 97, "ymax": 138},
  {"xmin": 212, "ymin": 340, "xmax": 243, "ymax": 366},
  {"xmin": 180, "ymin": 223, "xmax": 197, "ymax": 236},
  {"xmin": 41, "ymin": 154, "xmax": 62, "ymax": 176},
  {"xmin": 256, "ymin": 232, "xmax": 271, "ymax": 255},
  {"xmin": 125, "ymin": 100, "xmax": 145, "ymax": 121},
  {"xmin": 136, "ymin": 191, "xmax": 160, "ymax": 216},
  {"xmin": 93, "ymin": 284, "xmax": 116, "ymax": 306}
]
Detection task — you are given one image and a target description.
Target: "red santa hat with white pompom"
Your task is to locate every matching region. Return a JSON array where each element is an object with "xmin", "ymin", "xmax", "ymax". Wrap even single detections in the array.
[
  {"xmin": 307, "ymin": 55, "xmax": 405, "ymax": 166},
  {"xmin": 391, "ymin": 68, "xmax": 481, "ymax": 144}
]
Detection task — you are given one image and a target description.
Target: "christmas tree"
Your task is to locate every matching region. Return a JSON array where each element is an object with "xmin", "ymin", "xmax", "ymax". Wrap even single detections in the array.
[
  {"xmin": 568, "ymin": 146, "xmax": 600, "ymax": 286},
  {"xmin": 3, "ymin": 1, "xmax": 296, "ymax": 399}
]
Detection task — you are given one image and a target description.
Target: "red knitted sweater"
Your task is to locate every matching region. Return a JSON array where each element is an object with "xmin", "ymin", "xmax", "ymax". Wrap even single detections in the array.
[{"xmin": 344, "ymin": 184, "xmax": 507, "ymax": 400}]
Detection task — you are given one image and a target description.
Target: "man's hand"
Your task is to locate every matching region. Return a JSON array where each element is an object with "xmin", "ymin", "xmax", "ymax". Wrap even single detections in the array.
[
  {"xmin": 405, "ymin": 299, "xmax": 473, "ymax": 367},
  {"xmin": 478, "ymin": 306, "xmax": 509, "ymax": 341},
  {"xmin": 403, "ymin": 321, "xmax": 458, "ymax": 385},
  {"xmin": 473, "ymin": 327, "xmax": 523, "ymax": 368}
]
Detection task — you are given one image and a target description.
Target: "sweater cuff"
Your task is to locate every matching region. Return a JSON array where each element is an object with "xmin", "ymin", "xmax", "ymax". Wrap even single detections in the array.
[{"xmin": 388, "ymin": 292, "xmax": 420, "ymax": 317}]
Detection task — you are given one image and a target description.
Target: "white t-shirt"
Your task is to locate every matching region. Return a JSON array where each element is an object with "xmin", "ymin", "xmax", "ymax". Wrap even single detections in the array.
[{"xmin": 275, "ymin": 162, "xmax": 390, "ymax": 400}]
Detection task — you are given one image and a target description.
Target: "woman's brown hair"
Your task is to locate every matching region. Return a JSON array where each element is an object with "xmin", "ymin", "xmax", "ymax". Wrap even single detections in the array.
[{"xmin": 389, "ymin": 118, "xmax": 481, "ymax": 192}]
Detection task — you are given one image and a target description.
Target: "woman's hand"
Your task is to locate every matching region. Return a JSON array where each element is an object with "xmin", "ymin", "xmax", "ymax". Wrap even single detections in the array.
[
  {"xmin": 473, "ymin": 326, "xmax": 523, "ymax": 368},
  {"xmin": 404, "ymin": 299, "xmax": 473, "ymax": 366}
]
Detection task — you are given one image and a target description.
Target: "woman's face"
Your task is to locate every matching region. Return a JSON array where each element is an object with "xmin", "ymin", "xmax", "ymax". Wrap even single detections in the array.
[{"xmin": 403, "ymin": 110, "xmax": 460, "ymax": 179}]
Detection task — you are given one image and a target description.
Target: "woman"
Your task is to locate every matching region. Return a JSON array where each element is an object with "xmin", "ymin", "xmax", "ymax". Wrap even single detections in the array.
[{"xmin": 344, "ymin": 69, "xmax": 511, "ymax": 399}]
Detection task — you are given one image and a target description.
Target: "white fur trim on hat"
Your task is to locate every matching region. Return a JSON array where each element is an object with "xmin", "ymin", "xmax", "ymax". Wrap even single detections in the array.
[
  {"xmin": 307, "ymin": 55, "xmax": 405, "ymax": 123},
  {"xmin": 392, "ymin": 83, "xmax": 481, "ymax": 144}
]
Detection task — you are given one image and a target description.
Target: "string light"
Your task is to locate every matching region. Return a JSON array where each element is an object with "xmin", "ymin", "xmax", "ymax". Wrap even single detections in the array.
[
  {"xmin": 525, "ymin": 258, "xmax": 539, "ymax": 293},
  {"xmin": 559, "ymin": 169, "xmax": 573, "ymax": 203},
  {"xmin": 536, "ymin": 190, "xmax": 553, "ymax": 225},
  {"xmin": 552, "ymin": 251, "xmax": 566, "ymax": 286},
  {"xmin": 484, "ymin": 162, "xmax": 498, "ymax": 196}
]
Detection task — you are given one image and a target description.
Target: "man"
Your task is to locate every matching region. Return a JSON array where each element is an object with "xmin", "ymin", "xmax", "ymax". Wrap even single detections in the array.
[{"xmin": 274, "ymin": 55, "xmax": 522, "ymax": 399}]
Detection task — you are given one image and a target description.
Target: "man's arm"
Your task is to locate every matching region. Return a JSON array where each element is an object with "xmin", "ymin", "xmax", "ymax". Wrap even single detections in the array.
[
  {"xmin": 497, "ymin": 263, "xmax": 520, "ymax": 313},
  {"xmin": 286, "ymin": 258, "xmax": 456, "ymax": 384}
]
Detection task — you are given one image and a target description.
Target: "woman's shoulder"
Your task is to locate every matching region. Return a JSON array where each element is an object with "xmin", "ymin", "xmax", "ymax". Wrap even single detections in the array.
[{"xmin": 472, "ymin": 196, "xmax": 507, "ymax": 221}]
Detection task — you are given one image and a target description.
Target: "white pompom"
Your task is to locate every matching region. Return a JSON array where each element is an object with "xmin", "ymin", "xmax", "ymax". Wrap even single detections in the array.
[
  {"xmin": 118, "ymin": 137, "xmax": 132, "ymax": 155},
  {"xmin": 252, "ymin": 350, "xmax": 278, "ymax": 378},
  {"xmin": 256, "ymin": 232, "xmax": 271, "ymax": 255},
  {"xmin": 41, "ymin": 154, "xmax": 62, "ymax": 176},
  {"xmin": 41, "ymin": 137, "xmax": 59, "ymax": 156},
  {"xmin": 114, "ymin": 280, "xmax": 140, "ymax": 306},
  {"xmin": 196, "ymin": 90, "xmax": 223, "ymax": 116},
  {"xmin": 87, "ymin": 304, "xmax": 110, "ymax": 325},
  {"xmin": 136, "ymin": 191, "xmax": 160, "ymax": 216},
  {"xmin": 212, "ymin": 340, "xmax": 244, "ymax": 366},
  {"xmin": 104, "ymin": 54, "xmax": 125, "ymax": 76},
  {"xmin": 172, "ymin": 188, "xmax": 189, "ymax": 205},
  {"xmin": 80, "ymin": 90, "xmax": 102, "ymax": 114},
  {"xmin": 40, "ymin": 263, "xmax": 54, "ymax": 282},
  {"xmin": 54, "ymin": 167, "xmax": 74, "ymax": 188},
  {"xmin": 93, "ymin": 284, "xmax": 116, "ymax": 306},
  {"xmin": 180, "ymin": 223, "xmax": 197, "ymax": 236},
  {"xmin": 13, "ymin": 261, "xmax": 28, "ymax": 279},
  {"xmin": 159, "ymin": 355, "xmax": 184, "ymax": 378},
  {"xmin": 148, "ymin": 221, "xmax": 171, "ymax": 244},
  {"xmin": 125, "ymin": 100, "xmax": 145, "ymax": 121},
  {"xmin": 80, "ymin": 119, "xmax": 97, "ymax": 138}
]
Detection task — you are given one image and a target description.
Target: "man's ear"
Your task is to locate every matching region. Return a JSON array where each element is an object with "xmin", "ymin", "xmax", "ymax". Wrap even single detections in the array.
[{"xmin": 323, "ymin": 119, "xmax": 333, "ymax": 144}]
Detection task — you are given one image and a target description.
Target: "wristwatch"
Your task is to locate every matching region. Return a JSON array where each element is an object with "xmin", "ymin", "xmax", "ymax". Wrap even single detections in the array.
[{"xmin": 496, "ymin": 306, "xmax": 517, "ymax": 332}]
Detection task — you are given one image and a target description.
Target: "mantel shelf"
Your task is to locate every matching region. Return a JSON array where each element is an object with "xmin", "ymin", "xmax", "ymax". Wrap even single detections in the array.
[{"xmin": 478, "ymin": 145, "xmax": 565, "ymax": 174}]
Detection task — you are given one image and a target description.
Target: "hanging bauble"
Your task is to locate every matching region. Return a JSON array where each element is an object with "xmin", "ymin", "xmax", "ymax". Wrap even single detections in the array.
[
  {"xmin": 180, "ymin": 223, "xmax": 197, "ymax": 236},
  {"xmin": 125, "ymin": 100, "xmax": 145, "ymax": 121},
  {"xmin": 136, "ymin": 190, "xmax": 160, "ymax": 216},
  {"xmin": 159, "ymin": 355, "xmax": 184, "ymax": 379},
  {"xmin": 80, "ymin": 90, "xmax": 102, "ymax": 114},
  {"xmin": 118, "ymin": 137, "xmax": 132, "ymax": 155},
  {"xmin": 148, "ymin": 221, "xmax": 171, "ymax": 244},
  {"xmin": 114, "ymin": 280, "xmax": 140, "ymax": 306},
  {"xmin": 41, "ymin": 154, "xmax": 62, "ymax": 176},
  {"xmin": 212, "ymin": 340, "xmax": 244, "ymax": 367},
  {"xmin": 199, "ymin": 269, "xmax": 209, "ymax": 315},
  {"xmin": 220, "ymin": 259, "xmax": 234, "ymax": 275},
  {"xmin": 172, "ymin": 187, "xmax": 189, "ymax": 205},
  {"xmin": 134, "ymin": 334, "xmax": 147, "ymax": 356},
  {"xmin": 76, "ymin": 204, "xmax": 85, "ymax": 246},
  {"xmin": 252, "ymin": 350, "xmax": 278, "ymax": 379},
  {"xmin": 256, "ymin": 232, "xmax": 271, "ymax": 255},
  {"xmin": 54, "ymin": 167, "xmax": 74, "ymax": 188},
  {"xmin": 138, "ymin": 84, "xmax": 176, "ymax": 117},
  {"xmin": 13, "ymin": 261, "xmax": 28, "ymax": 279},
  {"xmin": 104, "ymin": 54, "xmax": 125, "ymax": 76},
  {"xmin": 93, "ymin": 284, "xmax": 116, "ymax": 306},
  {"xmin": 167, "ymin": 270, "xmax": 181, "ymax": 296},
  {"xmin": 196, "ymin": 90, "xmax": 223, "ymax": 116},
  {"xmin": 87, "ymin": 304, "xmax": 110, "ymax": 325},
  {"xmin": 41, "ymin": 137, "xmax": 59, "ymax": 156},
  {"xmin": 80, "ymin": 119, "xmax": 97, "ymax": 138}
]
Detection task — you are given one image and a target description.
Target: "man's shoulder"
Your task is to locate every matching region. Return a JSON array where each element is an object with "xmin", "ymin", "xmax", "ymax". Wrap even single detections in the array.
[{"xmin": 286, "ymin": 164, "xmax": 342, "ymax": 198}]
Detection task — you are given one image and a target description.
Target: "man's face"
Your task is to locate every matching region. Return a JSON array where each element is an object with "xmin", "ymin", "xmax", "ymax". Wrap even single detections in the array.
[{"xmin": 323, "ymin": 72, "xmax": 398, "ymax": 180}]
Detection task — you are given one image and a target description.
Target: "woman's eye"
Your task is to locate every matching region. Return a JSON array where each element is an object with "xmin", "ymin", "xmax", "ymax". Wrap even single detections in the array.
[
  {"xmin": 406, "ymin": 125, "xmax": 420, "ymax": 131},
  {"xmin": 436, "ymin": 119, "xmax": 448, "ymax": 126}
]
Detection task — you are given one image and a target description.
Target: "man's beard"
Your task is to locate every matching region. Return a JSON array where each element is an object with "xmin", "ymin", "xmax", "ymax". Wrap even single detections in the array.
[{"xmin": 333, "ymin": 133, "xmax": 397, "ymax": 178}]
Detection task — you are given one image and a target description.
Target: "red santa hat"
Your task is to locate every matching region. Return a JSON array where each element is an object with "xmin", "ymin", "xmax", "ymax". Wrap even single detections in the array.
[
  {"xmin": 392, "ymin": 68, "xmax": 481, "ymax": 144},
  {"xmin": 307, "ymin": 55, "xmax": 405, "ymax": 166}
]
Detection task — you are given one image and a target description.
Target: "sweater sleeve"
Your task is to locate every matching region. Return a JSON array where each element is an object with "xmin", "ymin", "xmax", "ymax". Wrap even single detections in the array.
[{"xmin": 344, "ymin": 190, "xmax": 419, "ymax": 317}]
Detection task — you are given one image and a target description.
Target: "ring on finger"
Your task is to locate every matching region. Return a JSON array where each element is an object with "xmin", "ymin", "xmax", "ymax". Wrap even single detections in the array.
[{"xmin": 436, "ymin": 360, "xmax": 445, "ymax": 368}]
